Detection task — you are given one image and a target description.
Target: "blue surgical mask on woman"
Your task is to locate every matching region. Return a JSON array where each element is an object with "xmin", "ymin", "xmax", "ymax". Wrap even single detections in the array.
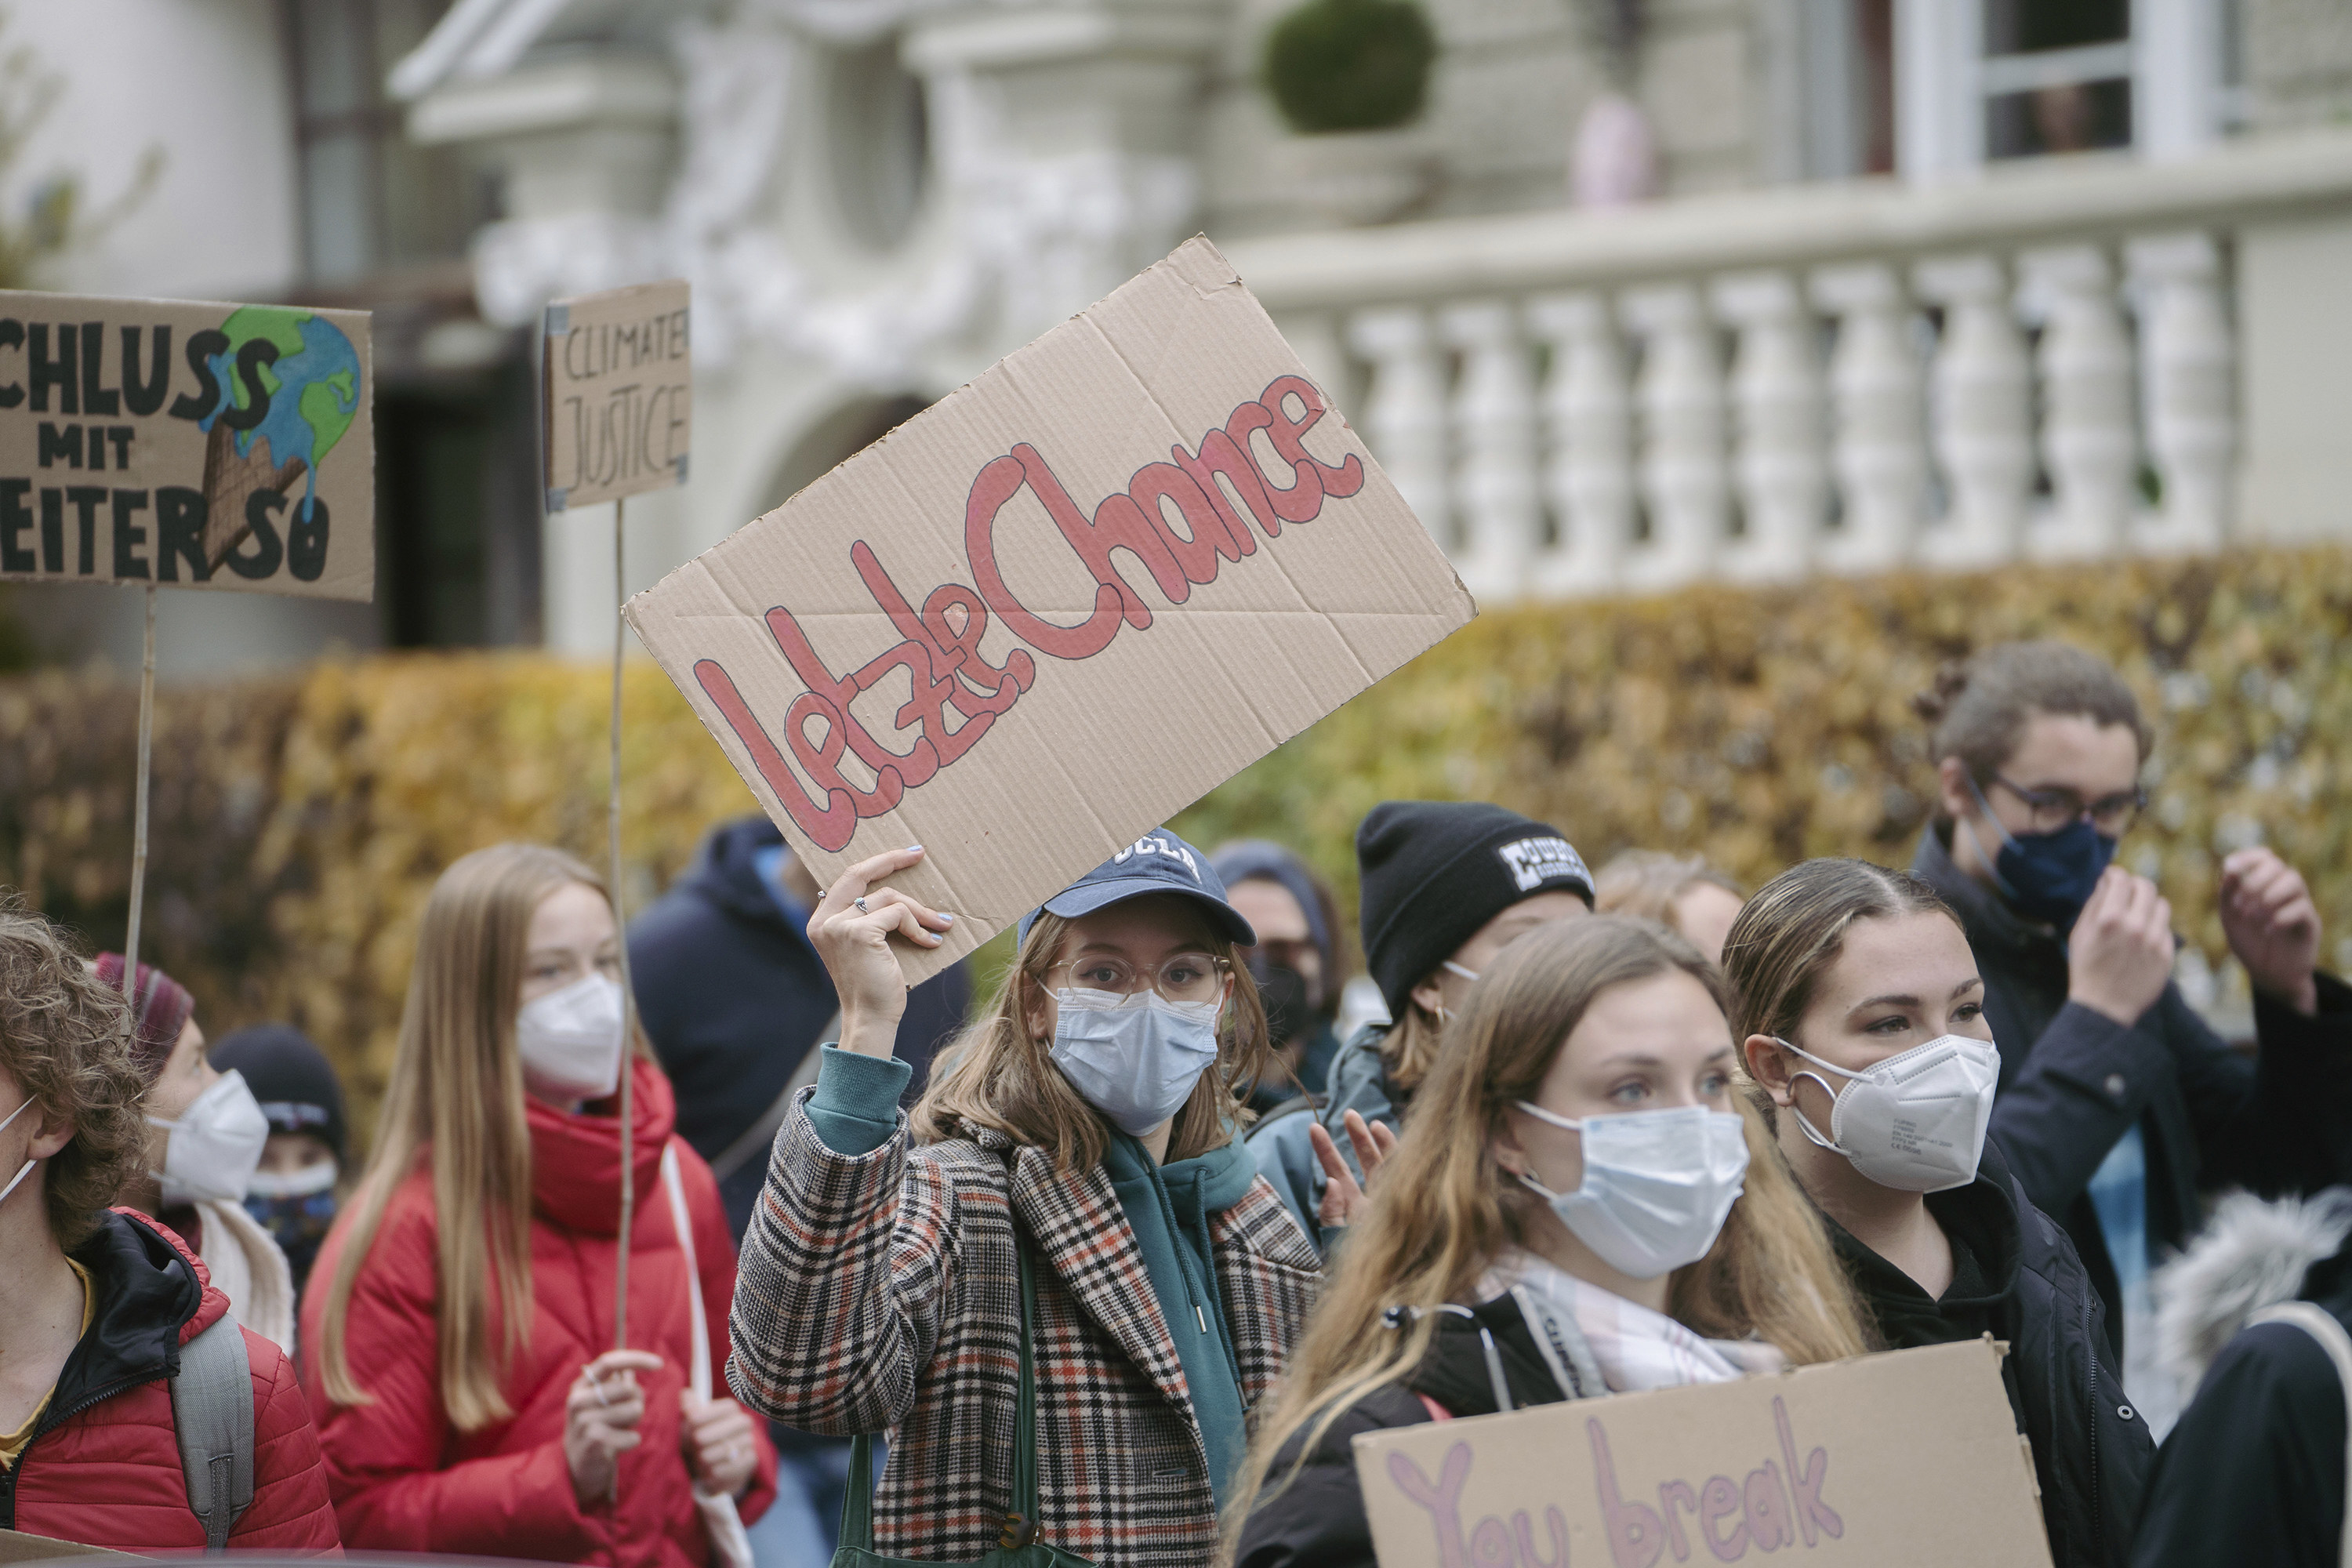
[
  {"xmin": 1966, "ymin": 779, "xmax": 2117, "ymax": 927},
  {"xmin": 1048, "ymin": 989, "xmax": 1222, "ymax": 1136}
]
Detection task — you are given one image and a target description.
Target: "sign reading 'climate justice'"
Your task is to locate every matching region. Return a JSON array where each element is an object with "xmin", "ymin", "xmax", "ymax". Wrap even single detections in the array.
[{"xmin": 543, "ymin": 279, "xmax": 691, "ymax": 512}]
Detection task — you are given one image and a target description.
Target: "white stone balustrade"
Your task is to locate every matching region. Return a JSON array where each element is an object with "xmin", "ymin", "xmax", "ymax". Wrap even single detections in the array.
[{"xmin": 1232, "ymin": 131, "xmax": 2352, "ymax": 601}]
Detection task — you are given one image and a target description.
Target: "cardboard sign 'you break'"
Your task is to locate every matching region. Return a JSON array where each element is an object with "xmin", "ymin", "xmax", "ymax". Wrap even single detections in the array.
[
  {"xmin": 0, "ymin": 290, "xmax": 372, "ymax": 599},
  {"xmin": 626, "ymin": 238, "xmax": 1474, "ymax": 976},
  {"xmin": 1357, "ymin": 1339, "xmax": 2053, "ymax": 1568}
]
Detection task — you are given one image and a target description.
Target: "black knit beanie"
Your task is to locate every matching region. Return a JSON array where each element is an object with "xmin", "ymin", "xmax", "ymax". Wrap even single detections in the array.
[
  {"xmin": 210, "ymin": 1023, "xmax": 350, "ymax": 1166},
  {"xmin": 1356, "ymin": 801, "xmax": 1594, "ymax": 1020}
]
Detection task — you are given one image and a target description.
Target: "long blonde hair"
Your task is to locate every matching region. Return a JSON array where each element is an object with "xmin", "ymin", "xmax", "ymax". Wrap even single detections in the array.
[
  {"xmin": 910, "ymin": 908, "xmax": 1272, "ymax": 1171},
  {"xmin": 1225, "ymin": 916, "xmax": 1868, "ymax": 1543},
  {"xmin": 318, "ymin": 843, "xmax": 622, "ymax": 1428}
]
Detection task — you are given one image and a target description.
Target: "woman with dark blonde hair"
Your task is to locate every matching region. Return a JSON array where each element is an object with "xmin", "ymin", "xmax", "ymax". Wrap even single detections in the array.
[
  {"xmin": 1594, "ymin": 848, "xmax": 1745, "ymax": 961},
  {"xmin": 728, "ymin": 830, "xmax": 1318, "ymax": 1566},
  {"xmin": 1226, "ymin": 916, "xmax": 1867, "ymax": 1568},
  {"xmin": 1724, "ymin": 856, "xmax": 2150, "ymax": 1568},
  {"xmin": 305, "ymin": 843, "xmax": 776, "ymax": 1566}
]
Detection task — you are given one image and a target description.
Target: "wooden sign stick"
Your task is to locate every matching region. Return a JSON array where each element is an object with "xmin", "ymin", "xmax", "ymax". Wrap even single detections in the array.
[
  {"xmin": 612, "ymin": 495, "xmax": 636, "ymax": 1355},
  {"xmin": 120, "ymin": 585, "xmax": 158, "ymax": 1000},
  {"xmin": 536, "ymin": 276, "xmax": 690, "ymax": 1366}
]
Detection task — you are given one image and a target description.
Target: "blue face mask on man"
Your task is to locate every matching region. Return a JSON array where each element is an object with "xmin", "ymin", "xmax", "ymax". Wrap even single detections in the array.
[{"xmin": 1966, "ymin": 779, "xmax": 2118, "ymax": 927}]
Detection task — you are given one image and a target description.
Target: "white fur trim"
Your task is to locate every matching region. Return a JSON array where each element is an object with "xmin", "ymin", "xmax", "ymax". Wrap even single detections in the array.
[{"xmin": 2152, "ymin": 1187, "xmax": 2352, "ymax": 1398}]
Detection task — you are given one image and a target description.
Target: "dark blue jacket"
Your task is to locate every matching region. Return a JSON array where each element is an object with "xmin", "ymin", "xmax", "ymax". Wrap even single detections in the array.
[
  {"xmin": 628, "ymin": 815, "xmax": 970, "ymax": 1240},
  {"xmin": 1915, "ymin": 826, "xmax": 2352, "ymax": 1351}
]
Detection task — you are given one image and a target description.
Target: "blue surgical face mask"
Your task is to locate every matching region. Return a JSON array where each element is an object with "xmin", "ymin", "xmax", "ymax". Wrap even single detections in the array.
[
  {"xmin": 244, "ymin": 1160, "xmax": 339, "ymax": 1291},
  {"xmin": 1048, "ymin": 989, "xmax": 1222, "ymax": 1137},
  {"xmin": 1966, "ymin": 779, "xmax": 2117, "ymax": 928}
]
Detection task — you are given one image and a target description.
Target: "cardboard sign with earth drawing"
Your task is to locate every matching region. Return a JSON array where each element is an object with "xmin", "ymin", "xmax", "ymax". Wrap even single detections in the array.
[
  {"xmin": 1354, "ymin": 1338, "xmax": 2054, "ymax": 1568},
  {"xmin": 0, "ymin": 292, "xmax": 372, "ymax": 599},
  {"xmin": 624, "ymin": 237, "xmax": 1475, "ymax": 979}
]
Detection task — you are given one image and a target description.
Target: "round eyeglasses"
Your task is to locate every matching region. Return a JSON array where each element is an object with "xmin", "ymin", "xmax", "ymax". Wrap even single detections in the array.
[
  {"xmin": 1991, "ymin": 775, "xmax": 2147, "ymax": 836},
  {"xmin": 1043, "ymin": 952, "xmax": 1232, "ymax": 1005}
]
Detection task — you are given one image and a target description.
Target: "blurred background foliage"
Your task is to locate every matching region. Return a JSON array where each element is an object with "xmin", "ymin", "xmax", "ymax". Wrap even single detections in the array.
[{"xmin": 5, "ymin": 544, "xmax": 2350, "ymax": 1152}]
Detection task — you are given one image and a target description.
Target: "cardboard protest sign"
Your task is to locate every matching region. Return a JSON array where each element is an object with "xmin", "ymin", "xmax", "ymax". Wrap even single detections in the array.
[
  {"xmin": 626, "ymin": 237, "xmax": 1474, "ymax": 979},
  {"xmin": 0, "ymin": 291, "xmax": 372, "ymax": 600},
  {"xmin": 543, "ymin": 279, "xmax": 690, "ymax": 511},
  {"xmin": 0, "ymin": 1529, "xmax": 142, "ymax": 1561},
  {"xmin": 1355, "ymin": 1338, "xmax": 2051, "ymax": 1568}
]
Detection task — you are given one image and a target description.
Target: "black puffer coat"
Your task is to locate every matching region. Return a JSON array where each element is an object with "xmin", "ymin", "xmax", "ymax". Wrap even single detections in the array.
[
  {"xmin": 1824, "ymin": 1141, "xmax": 2151, "ymax": 1568},
  {"xmin": 1231, "ymin": 1296, "xmax": 1582, "ymax": 1568}
]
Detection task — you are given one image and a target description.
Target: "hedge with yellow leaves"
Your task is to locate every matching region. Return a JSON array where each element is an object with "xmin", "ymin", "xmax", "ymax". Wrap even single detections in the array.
[{"xmin": 4, "ymin": 544, "xmax": 2349, "ymax": 1153}]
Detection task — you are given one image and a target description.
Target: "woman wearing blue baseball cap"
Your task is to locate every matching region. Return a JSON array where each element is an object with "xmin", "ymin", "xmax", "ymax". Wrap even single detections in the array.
[{"xmin": 726, "ymin": 833, "xmax": 1319, "ymax": 1566}]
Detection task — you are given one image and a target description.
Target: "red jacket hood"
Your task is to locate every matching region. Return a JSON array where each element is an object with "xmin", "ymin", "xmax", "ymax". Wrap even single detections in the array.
[
  {"xmin": 524, "ymin": 1057, "xmax": 676, "ymax": 1236},
  {"xmin": 114, "ymin": 1206, "xmax": 230, "ymax": 1346}
]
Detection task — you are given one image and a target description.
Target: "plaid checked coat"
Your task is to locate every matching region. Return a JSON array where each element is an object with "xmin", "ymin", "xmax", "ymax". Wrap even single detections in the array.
[{"xmin": 727, "ymin": 1093, "xmax": 1321, "ymax": 1566}]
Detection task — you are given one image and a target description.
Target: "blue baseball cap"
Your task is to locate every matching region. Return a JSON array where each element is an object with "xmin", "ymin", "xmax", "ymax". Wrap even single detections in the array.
[{"xmin": 1018, "ymin": 829, "xmax": 1258, "ymax": 948}]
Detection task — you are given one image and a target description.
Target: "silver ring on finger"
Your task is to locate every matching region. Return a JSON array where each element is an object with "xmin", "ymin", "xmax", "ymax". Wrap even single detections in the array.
[{"xmin": 853, "ymin": 897, "xmax": 869, "ymax": 913}]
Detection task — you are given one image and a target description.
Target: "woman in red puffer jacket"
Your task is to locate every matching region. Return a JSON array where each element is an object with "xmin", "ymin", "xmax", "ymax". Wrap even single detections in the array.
[
  {"xmin": 303, "ymin": 844, "xmax": 775, "ymax": 1566},
  {"xmin": 0, "ymin": 907, "xmax": 337, "ymax": 1553}
]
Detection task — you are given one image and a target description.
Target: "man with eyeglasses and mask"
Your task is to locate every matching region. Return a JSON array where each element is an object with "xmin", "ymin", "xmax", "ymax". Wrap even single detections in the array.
[{"xmin": 1911, "ymin": 640, "xmax": 2352, "ymax": 1435}]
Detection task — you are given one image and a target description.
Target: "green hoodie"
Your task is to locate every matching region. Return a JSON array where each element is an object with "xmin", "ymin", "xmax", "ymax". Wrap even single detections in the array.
[{"xmin": 1099, "ymin": 1127, "xmax": 1258, "ymax": 1509}]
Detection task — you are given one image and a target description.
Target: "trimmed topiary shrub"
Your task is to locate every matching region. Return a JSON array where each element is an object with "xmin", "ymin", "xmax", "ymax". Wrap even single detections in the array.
[{"xmin": 1262, "ymin": 0, "xmax": 1439, "ymax": 135}]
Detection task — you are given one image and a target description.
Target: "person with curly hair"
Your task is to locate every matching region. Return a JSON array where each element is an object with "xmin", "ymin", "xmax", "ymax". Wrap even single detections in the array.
[{"xmin": 0, "ymin": 904, "xmax": 337, "ymax": 1551}]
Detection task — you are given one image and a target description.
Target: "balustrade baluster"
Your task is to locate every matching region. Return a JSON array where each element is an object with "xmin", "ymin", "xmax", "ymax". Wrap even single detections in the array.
[
  {"xmin": 1811, "ymin": 263, "xmax": 1927, "ymax": 574},
  {"xmin": 1712, "ymin": 271, "xmax": 1827, "ymax": 584},
  {"xmin": 1620, "ymin": 284, "xmax": 1728, "ymax": 592},
  {"xmin": 2022, "ymin": 245, "xmax": 2137, "ymax": 560},
  {"xmin": 1526, "ymin": 291, "xmax": 1632, "ymax": 597},
  {"xmin": 1915, "ymin": 254, "xmax": 2034, "ymax": 568},
  {"xmin": 2129, "ymin": 232, "xmax": 2236, "ymax": 554},
  {"xmin": 1439, "ymin": 301, "xmax": 1542, "ymax": 603},
  {"xmin": 1345, "ymin": 306, "xmax": 1453, "ymax": 554}
]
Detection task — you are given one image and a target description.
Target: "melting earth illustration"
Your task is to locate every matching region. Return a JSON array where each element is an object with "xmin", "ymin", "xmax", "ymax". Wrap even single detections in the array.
[{"xmin": 196, "ymin": 307, "xmax": 361, "ymax": 578}]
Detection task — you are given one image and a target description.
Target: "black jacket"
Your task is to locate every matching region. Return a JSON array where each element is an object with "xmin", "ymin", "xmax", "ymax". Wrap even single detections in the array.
[
  {"xmin": 1823, "ymin": 1143, "xmax": 2152, "ymax": 1568},
  {"xmin": 1915, "ymin": 826, "xmax": 2352, "ymax": 1347},
  {"xmin": 2, "ymin": 1208, "xmax": 203, "ymax": 1526},
  {"xmin": 627, "ymin": 815, "xmax": 970, "ymax": 1238},
  {"xmin": 1232, "ymin": 1296, "xmax": 1577, "ymax": 1568},
  {"xmin": 2130, "ymin": 1210, "xmax": 2352, "ymax": 1567}
]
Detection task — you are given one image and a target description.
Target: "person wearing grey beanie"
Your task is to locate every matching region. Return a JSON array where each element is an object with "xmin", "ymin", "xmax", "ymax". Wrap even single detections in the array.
[{"xmin": 1246, "ymin": 800, "xmax": 1595, "ymax": 1249}]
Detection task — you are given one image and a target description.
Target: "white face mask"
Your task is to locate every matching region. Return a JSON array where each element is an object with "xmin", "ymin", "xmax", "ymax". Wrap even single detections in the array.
[
  {"xmin": 0, "ymin": 1093, "xmax": 39, "ymax": 1210},
  {"xmin": 1777, "ymin": 1034, "xmax": 2001, "ymax": 1194},
  {"xmin": 1048, "ymin": 989, "xmax": 1222, "ymax": 1138},
  {"xmin": 245, "ymin": 1160, "xmax": 339, "ymax": 1199},
  {"xmin": 150, "ymin": 1069, "xmax": 270, "ymax": 1205},
  {"xmin": 516, "ymin": 973, "xmax": 627, "ymax": 1103},
  {"xmin": 1513, "ymin": 1102, "xmax": 1751, "ymax": 1279}
]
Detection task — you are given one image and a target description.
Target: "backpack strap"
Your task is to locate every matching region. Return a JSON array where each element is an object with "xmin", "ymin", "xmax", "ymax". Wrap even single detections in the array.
[
  {"xmin": 170, "ymin": 1315, "xmax": 255, "ymax": 1552},
  {"xmin": 2250, "ymin": 1301, "xmax": 2352, "ymax": 1566}
]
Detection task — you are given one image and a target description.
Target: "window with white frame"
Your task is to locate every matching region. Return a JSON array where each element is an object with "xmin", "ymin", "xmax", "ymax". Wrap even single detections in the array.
[
  {"xmin": 1894, "ymin": 0, "xmax": 2236, "ymax": 180},
  {"xmin": 1982, "ymin": 0, "xmax": 2132, "ymax": 160}
]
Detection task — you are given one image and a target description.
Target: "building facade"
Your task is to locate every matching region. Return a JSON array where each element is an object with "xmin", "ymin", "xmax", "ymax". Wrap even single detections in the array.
[{"xmin": 14, "ymin": 0, "xmax": 2352, "ymax": 666}]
